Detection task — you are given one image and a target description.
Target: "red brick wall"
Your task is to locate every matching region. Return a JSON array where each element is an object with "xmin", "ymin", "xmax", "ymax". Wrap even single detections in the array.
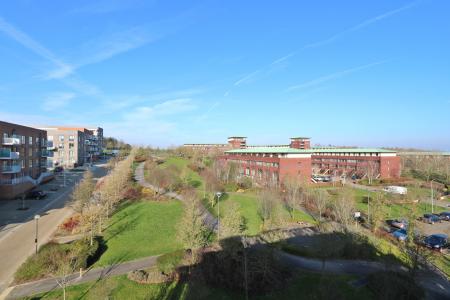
[
  {"xmin": 380, "ymin": 156, "xmax": 401, "ymax": 178},
  {"xmin": 279, "ymin": 157, "xmax": 311, "ymax": 182}
]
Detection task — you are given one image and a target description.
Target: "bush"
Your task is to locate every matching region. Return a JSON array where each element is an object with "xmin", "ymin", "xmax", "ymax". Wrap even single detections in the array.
[
  {"xmin": 121, "ymin": 186, "xmax": 142, "ymax": 200},
  {"xmin": 59, "ymin": 214, "xmax": 81, "ymax": 233},
  {"xmin": 367, "ymin": 271, "xmax": 424, "ymax": 300},
  {"xmin": 156, "ymin": 250, "xmax": 185, "ymax": 275},
  {"xmin": 237, "ymin": 177, "xmax": 252, "ymax": 190},
  {"xmin": 14, "ymin": 238, "xmax": 99, "ymax": 284}
]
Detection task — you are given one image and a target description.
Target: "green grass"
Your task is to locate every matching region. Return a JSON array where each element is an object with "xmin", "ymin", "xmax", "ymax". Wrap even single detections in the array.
[
  {"xmin": 222, "ymin": 193, "xmax": 262, "ymax": 235},
  {"xmin": 433, "ymin": 254, "xmax": 450, "ymax": 279},
  {"xmin": 95, "ymin": 200, "xmax": 184, "ymax": 266},
  {"xmin": 25, "ymin": 272, "xmax": 372, "ymax": 300},
  {"xmin": 160, "ymin": 157, "xmax": 205, "ymax": 190}
]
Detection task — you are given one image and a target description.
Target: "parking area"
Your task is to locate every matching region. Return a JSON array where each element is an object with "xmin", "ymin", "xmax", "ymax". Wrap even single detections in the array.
[
  {"xmin": 0, "ymin": 171, "xmax": 85, "ymax": 238},
  {"xmin": 416, "ymin": 219, "xmax": 450, "ymax": 236}
]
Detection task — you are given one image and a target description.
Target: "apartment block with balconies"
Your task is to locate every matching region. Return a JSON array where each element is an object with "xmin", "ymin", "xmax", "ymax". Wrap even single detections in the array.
[{"xmin": 0, "ymin": 120, "xmax": 53, "ymax": 199}]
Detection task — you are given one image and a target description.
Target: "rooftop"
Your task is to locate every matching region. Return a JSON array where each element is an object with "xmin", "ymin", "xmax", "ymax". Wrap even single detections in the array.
[{"xmin": 225, "ymin": 147, "xmax": 397, "ymax": 154}]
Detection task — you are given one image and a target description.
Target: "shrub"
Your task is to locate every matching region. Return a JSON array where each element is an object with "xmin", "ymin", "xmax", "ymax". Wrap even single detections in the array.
[
  {"xmin": 14, "ymin": 238, "xmax": 99, "ymax": 284},
  {"xmin": 156, "ymin": 250, "xmax": 185, "ymax": 275},
  {"xmin": 237, "ymin": 177, "xmax": 252, "ymax": 190},
  {"xmin": 367, "ymin": 271, "xmax": 424, "ymax": 300},
  {"xmin": 59, "ymin": 214, "xmax": 81, "ymax": 233},
  {"xmin": 121, "ymin": 186, "xmax": 141, "ymax": 200}
]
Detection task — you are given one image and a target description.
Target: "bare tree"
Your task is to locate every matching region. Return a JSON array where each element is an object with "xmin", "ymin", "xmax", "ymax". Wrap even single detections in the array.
[
  {"xmin": 257, "ymin": 189, "xmax": 282, "ymax": 230},
  {"xmin": 332, "ymin": 188, "xmax": 355, "ymax": 231},
  {"xmin": 311, "ymin": 189, "xmax": 329, "ymax": 222},
  {"xmin": 177, "ymin": 190, "xmax": 209, "ymax": 265},
  {"xmin": 283, "ymin": 176, "xmax": 304, "ymax": 221},
  {"xmin": 71, "ymin": 170, "xmax": 95, "ymax": 214},
  {"xmin": 366, "ymin": 161, "xmax": 379, "ymax": 184},
  {"xmin": 221, "ymin": 202, "xmax": 245, "ymax": 238},
  {"xmin": 50, "ymin": 247, "xmax": 80, "ymax": 300}
]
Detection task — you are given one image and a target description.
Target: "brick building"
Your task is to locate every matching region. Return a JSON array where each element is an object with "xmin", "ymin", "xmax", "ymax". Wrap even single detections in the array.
[
  {"xmin": 215, "ymin": 136, "xmax": 401, "ymax": 185},
  {"xmin": 0, "ymin": 121, "xmax": 53, "ymax": 199},
  {"xmin": 39, "ymin": 126, "xmax": 104, "ymax": 169}
]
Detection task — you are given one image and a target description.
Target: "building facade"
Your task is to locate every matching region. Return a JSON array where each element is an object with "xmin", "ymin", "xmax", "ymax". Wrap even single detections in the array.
[
  {"xmin": 215, "ymin": 136, "xmax": 401, "ymax": 185},
  {"xmin": 39, "ymin": 126, "xmax": 104, "ymax": 168},
  {"xmin": 0, "ymin": 121, "xmax": 52, "ymax": 199}
]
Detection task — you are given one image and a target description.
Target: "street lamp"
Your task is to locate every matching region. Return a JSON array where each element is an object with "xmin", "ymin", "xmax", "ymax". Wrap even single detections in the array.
[
  {"xmin": 215, "ymin": 192, "xmax": 223, "ymax": 239},
  {"xmin": 34, "ymin": 214, "xmax": 40, "ymax": 254},
  {"xmin": 431, "ymin": 180, "xmax": 435, "ymax": 214}
]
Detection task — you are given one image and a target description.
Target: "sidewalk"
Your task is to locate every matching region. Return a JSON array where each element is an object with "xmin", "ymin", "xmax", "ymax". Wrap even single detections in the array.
[{"xmin": 3, "ymin": 256, "xmax": 158, "ymax": 300}]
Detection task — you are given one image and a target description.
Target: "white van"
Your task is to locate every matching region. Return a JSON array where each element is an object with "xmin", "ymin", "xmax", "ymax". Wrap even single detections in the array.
[{"xmin": 383, "ymin": 186, "xmax": 407, "ymax": 195}]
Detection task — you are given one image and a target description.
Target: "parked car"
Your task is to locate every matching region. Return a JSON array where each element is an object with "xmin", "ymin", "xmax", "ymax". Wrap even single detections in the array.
[
  {"xmin": 390, "ymin": 219, "xmax": 409, "ymax": 229},
  {"xmin": 423, "ymin": 234, "xmax": 448, "ymax": 251},
  {"xmin": 392, "ymin": 229, "xmax": 408, "ymax": 241},
  {"xmin": 26, "ymin": 190, "xmax": 47, "ymax": 200},
  {"xmin": 438, "ymin": 212, "xmax": 450, "ymax": 221},
  {"xmin": 421, "ymin": 213, "xmax": 441, "ymax": 224},
  {"xmin": 53, "ymin": 166, "xmax": 64, "ymax": 173}
]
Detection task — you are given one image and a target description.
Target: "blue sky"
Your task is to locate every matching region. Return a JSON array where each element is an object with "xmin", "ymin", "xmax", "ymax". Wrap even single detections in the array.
[{"xmin": 0, "ymin": 0, "xmax": 449, "ymax": 150}]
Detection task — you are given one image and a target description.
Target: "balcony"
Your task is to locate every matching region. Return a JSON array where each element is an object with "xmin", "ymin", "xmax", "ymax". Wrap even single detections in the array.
[
  {"xmin": 2, "ymin": 164, "xmax": 21, "ymax": 173},
  {"xmin": 2, "ymin": 135, "xmax": 22, "ymax": 145},
  {"xmin": 0, "ymin": 177, "xmax": 25, "ymax": 185},
  {"xmin": 41, "ymin": 150, "xmax": 54, "ymax": 157},
  {"xmin": 0, "ymin": 149, "xmax": 20, "ymax": 159}
]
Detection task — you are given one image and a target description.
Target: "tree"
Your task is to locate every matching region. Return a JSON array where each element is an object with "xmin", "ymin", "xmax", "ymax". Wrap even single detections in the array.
[
  {"xmin": 221, "ymin": 202, "xmax": 245, "ymax": 238},
  {"xmin": 332, "ymin": 188, "xmax": 355, "ymax": 231},
  {"xmin": 283, "ymin": 176, "xmax": 304, "ymax": 221},
  {"xmin": 257, "ymin": 189, "xmax": 282, "ymax": 230},
  {"xmin": 71, "ymin": 170, "xmax": 95, "ymax": 214},
  {"xmin": 369, "ymin": 192, "xmax": 385, "ymax": 233},
  {"xmin": 311, "ymin": 189, "xmax": 329, "ymax": 222},
  {"xmin": 366, "ymin": 161, "xmax": 379, "ymax": 185},
  {"xmin": 177, "ymin": 190, "xmax": 209, "ymax": 265},
  {"xmin": 50, "ymin": 247, "xmax": 80, "ymax": 300}
]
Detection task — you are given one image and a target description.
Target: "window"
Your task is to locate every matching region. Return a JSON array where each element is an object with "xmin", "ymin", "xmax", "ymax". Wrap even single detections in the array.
[
  {"xmin": 59, "ymin": 135, "xmax": 64, "ymax": 142},
  {"xmin": 29, "ymin": 159, "xmax": 33, "ymax": 168},
  {"xmin": 28, "ymin": 136, "xmax": 32, "ymax": 145},
  {"xmin": 69, "ymin": 135, "xmax": 75, "ymax": 141}
]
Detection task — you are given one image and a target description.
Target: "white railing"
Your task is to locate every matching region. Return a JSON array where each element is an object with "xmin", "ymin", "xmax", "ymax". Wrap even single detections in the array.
[
  {"xmin": 1, "ymin": 165, "xmax": 21, "ymax": 173},
  {"xmin": 2, "ymin": 137, "xmax": 21, "ymax": 145}
]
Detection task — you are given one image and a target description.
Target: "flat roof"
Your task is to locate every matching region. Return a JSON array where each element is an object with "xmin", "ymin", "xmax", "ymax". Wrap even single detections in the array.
[
  {"xmin": 291, "ymin": 137, "xmax": 310, "ymax": 139},
  {"xmin": 312, "ymin": 148, "xmax": 396, "ymax": 153},
  {"xmin": 226, "ymin": 147, "xmax": 312, "ymax": 154},
  {"xmin": 225, "ymin": 147, "xmax": 396, "ymax": 154}
]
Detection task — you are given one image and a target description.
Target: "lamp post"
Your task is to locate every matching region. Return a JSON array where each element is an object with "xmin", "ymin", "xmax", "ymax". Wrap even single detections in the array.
[
  {"xmin": 216, "ymin": 192, "xmax": 223, "ymax": 239},
  {"xmin": 430, "ymin": 180, "xmax": 434, "ymax": 214},
  {"xmin": 34, "ymin": 214, "xmax": 40, "ymax": 254}
]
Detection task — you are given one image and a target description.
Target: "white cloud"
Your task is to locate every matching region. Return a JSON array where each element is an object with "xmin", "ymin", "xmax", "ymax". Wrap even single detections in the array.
[
  {"xmin": 42, "ymin": 92, "xmax": 75, "ymax": 111},
  {"xmin": 286, "ymin": 61, "xmax": 386, "ymax": 92},
  {"xmin": 303, "ymin": 1, "xmax": 420, "ymax": 49}
]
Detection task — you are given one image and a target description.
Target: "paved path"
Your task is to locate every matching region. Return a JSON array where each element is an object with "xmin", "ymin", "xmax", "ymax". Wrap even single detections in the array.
[
  {"xmin": 134, "ymin": 162, "xmax": 218, "ymax": 231},
  {"xmin": 7, "ymin": 247, "xmax": 450, "ymax": 300},
  {"xmin": 0, "ymin": 162, "xmax": 108, "ymax": 296},
  {"xmin": 3, "ymin": 256, "xmax": 159, "ymax": 299}
]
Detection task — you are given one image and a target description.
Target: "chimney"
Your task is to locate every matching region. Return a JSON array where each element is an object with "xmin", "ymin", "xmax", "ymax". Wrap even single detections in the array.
[
  {"xmin": 290, "ymin": 137, "xmax": 310, "ymax": 149},
  {"xmin": 228, "ymin": 137, "xmax": 247, "ymax": 149}
]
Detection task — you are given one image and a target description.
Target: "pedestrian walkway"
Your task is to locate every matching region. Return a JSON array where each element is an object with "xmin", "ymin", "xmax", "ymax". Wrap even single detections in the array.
[
  {"xmin": 3, "ymin": 256, "xmax": 159, "ymax": 300},
  {"xmin": 134, "ymin": 162, "xmax": 218, "ymax": 231}
]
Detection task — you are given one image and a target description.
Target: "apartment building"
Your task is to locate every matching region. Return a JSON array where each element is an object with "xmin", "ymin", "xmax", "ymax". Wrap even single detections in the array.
[
  {"xmin": 39, "ymin": 126, "xmax": 104, "ymax": 168},
  {"xmin": 0, "ymin": 121, "xmax": 53, "ymax": 199},
  {"xmin": 40, "ymin": 127, "xmax": 87, "ymax": 168},
  {"xmin": 209, "ymin": 136, "xmax": 401, "ymax": 185},
  {"xmin": 87, "ymin": 127, "xmax": 104, "ymax": 159}
]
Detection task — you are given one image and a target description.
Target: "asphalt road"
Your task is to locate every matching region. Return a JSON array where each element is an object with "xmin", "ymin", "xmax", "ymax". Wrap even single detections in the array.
[{"xmin": 0, "ymin": 162, "xmax": 108, "ymax": 294}]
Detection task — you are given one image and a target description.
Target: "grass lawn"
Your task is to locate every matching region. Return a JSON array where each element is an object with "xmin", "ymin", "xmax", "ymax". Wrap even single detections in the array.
[
  {"xmin": 25, "ymin": 272, "xmax": 372, "ymax": 300},
  {"xmin": 160, "ymin": 157, "xmax": 205, "ymax": 190},
  {"xmin": 95, "ymin": 200, "xmax": 184, "ymax": 267},
  {"xmin": 433, "ymin": 254, "xmax": 450, "ymax": 279}
]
